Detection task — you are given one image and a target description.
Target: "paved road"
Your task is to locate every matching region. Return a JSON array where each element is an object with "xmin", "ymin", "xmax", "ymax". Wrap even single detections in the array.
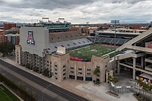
[
  {"xmin": 0, "ymin": 59, "xmax": 89, "ymax": 101},
  {"xmin": 0, "ymin": 68, "xmax": 59, "ymax": 101}
]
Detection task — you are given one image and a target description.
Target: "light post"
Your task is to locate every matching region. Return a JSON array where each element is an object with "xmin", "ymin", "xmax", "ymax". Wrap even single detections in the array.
[
  {"xmin": 111, "ymin": 20, "xmax": 119, "ymax": 73},
  {"xmin": 42, "ymin": 84, "xmax": 51, "ymax": 101}
]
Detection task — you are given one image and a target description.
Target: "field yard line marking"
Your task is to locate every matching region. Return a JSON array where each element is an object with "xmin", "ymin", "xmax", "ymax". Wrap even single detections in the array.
[{"xmin": 0, "ymin": 88, "xmax": 13, "ymax": 101}]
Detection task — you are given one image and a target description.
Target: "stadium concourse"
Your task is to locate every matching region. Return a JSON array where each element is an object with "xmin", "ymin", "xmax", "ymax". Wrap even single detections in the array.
[{"xmin": 15, "ymin": 25, "xmax": 116, "ymax": 83}]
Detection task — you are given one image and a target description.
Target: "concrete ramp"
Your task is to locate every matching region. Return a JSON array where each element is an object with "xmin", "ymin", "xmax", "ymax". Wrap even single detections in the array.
[{"xmin": 116, "ymin": 52, "xmax": 136, "ymax": 60}]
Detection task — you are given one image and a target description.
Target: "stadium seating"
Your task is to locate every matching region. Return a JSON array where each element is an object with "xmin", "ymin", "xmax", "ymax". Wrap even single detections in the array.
[
  {"xmin": 87, "ymin": 37, "xmax": 130, "ymax": 45},
  {"xmin": 49, "ymin": 31, "xmax": 84, "ymax": 43},
  {"xmin": 48, "ymin": 38, "xmax": 92, "ymax": 53}
]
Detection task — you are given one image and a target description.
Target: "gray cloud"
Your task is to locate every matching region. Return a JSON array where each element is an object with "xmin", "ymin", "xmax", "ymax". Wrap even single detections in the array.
[
  {"xmin": 0, "ymin": 0, "xmax": 151, "ymax": 23},
  {"xmin": 1, "ymin": 0, "xmax": 94, "ymax": 10}
]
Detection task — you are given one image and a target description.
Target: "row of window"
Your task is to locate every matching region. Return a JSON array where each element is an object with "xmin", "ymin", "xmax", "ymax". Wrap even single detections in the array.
[
  {"xmin": 70, "ymin": 67, "xmax": 91, "ymax": 71},
  {"xmin": 70, "ymin": 71, "xmax": 91, "ymax": 75}
]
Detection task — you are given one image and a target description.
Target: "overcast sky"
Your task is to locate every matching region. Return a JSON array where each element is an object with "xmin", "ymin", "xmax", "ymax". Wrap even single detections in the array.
[{"xmin": 0, "ymin": 0, "xmax": 152, "ymax": 24}]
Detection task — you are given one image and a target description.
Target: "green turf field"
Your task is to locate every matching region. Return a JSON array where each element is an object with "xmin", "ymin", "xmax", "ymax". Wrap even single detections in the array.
[
  {"xmin": 0, "ymin": 84, "xmax": 20, "ymax": 101},
  {"xmin": 69, "ymin": 44, "xmax": 115, "ymax": 60}
]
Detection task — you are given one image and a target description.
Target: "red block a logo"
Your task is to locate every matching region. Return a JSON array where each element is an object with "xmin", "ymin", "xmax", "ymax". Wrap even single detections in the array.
[{"xmin": 27, "ymin": 31, "xmax": 35, "ymax": 45}]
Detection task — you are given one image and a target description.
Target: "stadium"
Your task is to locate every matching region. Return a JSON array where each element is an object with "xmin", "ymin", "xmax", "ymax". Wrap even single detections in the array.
[{"xmin": 15, "ymin": 20, "xmax": 152, "ymax": 83}]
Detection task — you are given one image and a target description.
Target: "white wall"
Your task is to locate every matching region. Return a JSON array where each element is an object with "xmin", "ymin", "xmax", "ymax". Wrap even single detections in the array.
[{"xmin": 20, "ymin": 27, "xmax": 49, "ymax": 57}]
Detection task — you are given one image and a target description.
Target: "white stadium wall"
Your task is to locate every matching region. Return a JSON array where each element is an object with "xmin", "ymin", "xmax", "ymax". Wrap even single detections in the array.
[{"xmin": 20, "ymin": 27, "xmax": 49, "ymax": 57}]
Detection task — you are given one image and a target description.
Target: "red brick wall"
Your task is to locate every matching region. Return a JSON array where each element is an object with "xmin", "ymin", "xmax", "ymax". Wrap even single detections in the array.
[
  {"xmin": 0, "ymin": 35, "xmax": 8, "ymax": 43},
  {"xmin": 3, "ymin": 23, "xmax": 16, "ymax": 30}
]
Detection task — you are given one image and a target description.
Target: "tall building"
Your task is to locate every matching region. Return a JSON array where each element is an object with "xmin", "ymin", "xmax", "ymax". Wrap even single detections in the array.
[{"xmin": 3, "ymin": 22, "xmax": 16, "ymax": 30}]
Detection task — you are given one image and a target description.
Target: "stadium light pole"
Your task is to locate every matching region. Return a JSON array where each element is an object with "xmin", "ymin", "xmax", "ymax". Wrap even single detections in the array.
[{"xmin": 111, "ymin": 20, "xmax": 119, "ymax": 73}]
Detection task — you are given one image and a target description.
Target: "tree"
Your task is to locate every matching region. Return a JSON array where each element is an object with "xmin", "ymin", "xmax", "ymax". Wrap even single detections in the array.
[
  {"xmin": 108, "ymin": 75, "xmax": 113, "ymax": 82},
  {"xmin": 25, "ymin": 63, "xmax": 30, "ymax": 69},
  {"xmin": 93, "ymin": 67, "xmax": 100, "ymax": 84},
  {"xmin": 33, "ymin": 66, "xmax": 38, "ymax": 72},
  {"xmin": 43, "ymin": 68, "xmax": 49, "ymax": 77},
  {"xmin": 112, "ymin": 77, "xmax": 118, "ymax": 83},
  {"xmin": 0, "ymin": 42, "xmax": 15, "ymax": 57},
  {"xmin": 93, "ymin": 67, "xmax": 100, "ymax": 76}
]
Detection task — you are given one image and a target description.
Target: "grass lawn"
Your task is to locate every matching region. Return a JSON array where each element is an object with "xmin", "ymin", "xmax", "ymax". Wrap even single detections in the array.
[
  {"xmin": 0, "ymin": 84, "xmax": 20, "ymax": 101},
  {"xmin": 69, "ymin": 44, "xmax": 116, "ymax": 60}
]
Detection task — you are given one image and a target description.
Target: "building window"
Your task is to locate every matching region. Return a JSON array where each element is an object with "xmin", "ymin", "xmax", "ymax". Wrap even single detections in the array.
[
  {"xmin": 55, "ymin": 64, "xmax": 57, "ymax": 67},
  {"xmin": 70, "ymin": 67, "xmax": 74, "ymax": 69},
  {"xmin": 78, "ymin": 68, "xmax": 82, "ymax": 70},
  {"xmin": 63, "ymin": 69, "xmax": 66, "ymax": 72},
  {"xmin": 63, "ymin": 73, "xmax": 66, "ymax": 75},
  {"xmin": 73, "ymin": 43, "xmax": 76, "ymax": 45},
  {"xmin": 78, "ymin": 72, "xmax": 82, "ymax": 74},
  {"xmin": 63, "ymin": 65, "xmax": 66, "ymax": 68},
  {"xmin": 87, "ymin": 73, "xmax": 91, "ymax": 75},
  {"xmin": 96, "ymin": 65, "xmax": 100, "ymax": 68},
  {"xmin": 63, "ymin": 77, "xmax": 66, "ymax": 80},
  {"xmin": 70, "ymin": 71, "xmax": 74, "ymax": 73},
  {"xmin": 54, "ymin": 46, "xmax": 57, "ymax": 48},
  {"xmin": 67, "ymin": 44, "xmax": 70, "ymax": 46},
  {"xmin": 87, "ymin": 69, "xmax": 91, "ymax": 71}
]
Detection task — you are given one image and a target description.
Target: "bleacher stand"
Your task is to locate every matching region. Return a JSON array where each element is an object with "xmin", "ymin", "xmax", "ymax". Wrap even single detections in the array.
[{"xmin": 48, "ymin": 31, "xmax": 92, "ymax": 54}]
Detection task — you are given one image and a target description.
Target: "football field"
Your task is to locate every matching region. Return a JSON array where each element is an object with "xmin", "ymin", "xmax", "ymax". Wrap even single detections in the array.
[
  {"xmin": 69, "ymin": 44, "xmax": 116, "ymax": 60},
  {"xmin": 0, "ymin": 84, "xmax": 20, "ymax": 101}
]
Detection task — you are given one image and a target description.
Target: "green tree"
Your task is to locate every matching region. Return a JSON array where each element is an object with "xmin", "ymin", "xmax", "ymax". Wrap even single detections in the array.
[
  {"xmin": 0, "ymin": 42, "xmax": 15, "ymax": 57},
  {"xmin": 108, "ymin": 75, "xmax": 113, "ymax": 82},
  {"xmin": 93, "ymin": 67, "xmax": 100, "ymax": 76},
  {"xmin": 25, "ymin": 63, "xmax": 30, "ymax": 69},
  {"xmin": 43, "ymin": 68, "xmax": 49, "ymax": 77},
  {"xmin": 93, "ymin": 67, "xmax": 100, "ymax": 84},
  {"xmin": 112, "ymin": 77, "xmax": 118, "ymax": 83},
  {"xmin": 33, "ymin": 66, "xmax": 38, "ymax": 72}
]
